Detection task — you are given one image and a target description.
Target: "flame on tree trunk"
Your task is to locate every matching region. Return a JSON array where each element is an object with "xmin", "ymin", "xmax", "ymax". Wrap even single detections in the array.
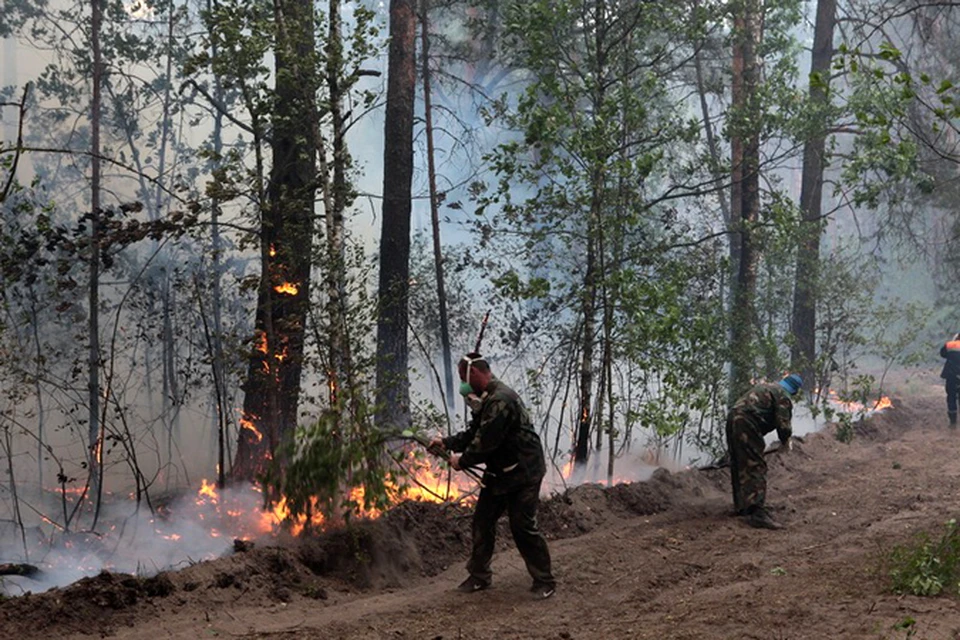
[{"xmin": 233, "ymin": 0, "xmax": 319, "ymax": 482}]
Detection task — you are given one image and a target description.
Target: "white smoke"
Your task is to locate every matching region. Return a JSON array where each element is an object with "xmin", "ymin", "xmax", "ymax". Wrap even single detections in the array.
[{"xmin": 0, "ymin": 481, "xmax": 272, "ymax": 596}]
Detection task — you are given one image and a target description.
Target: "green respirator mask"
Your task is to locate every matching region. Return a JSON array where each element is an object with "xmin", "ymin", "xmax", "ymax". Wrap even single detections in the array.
[{"xmin": 459, "ymin": 354, "xmax": 486, "ymax": 398}]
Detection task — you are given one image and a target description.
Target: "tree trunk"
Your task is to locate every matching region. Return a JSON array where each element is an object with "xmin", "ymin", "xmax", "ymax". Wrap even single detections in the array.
[
  {"xmin": 790, "ymin": 0, "xmax": 836, "ymax": 391},
  {"xmin": 234, "ymin": 0, "xmax": 318, "ymax": 482},
  {"xmin": 209, "ymin": 0, "xmax": 228, "ymax": 487},
  {"xmin": 728, "ymin": 0, "xmax": 762, "ymax": 403},
  {"xmin": 324, "ymin": 0, "xmax": 359, "ymax": 421},
  {"xmin": 28, "ymin": 291, "xmax": 46, "ymax": 489},
  {"xmin": 574, "ymin": 170, "xmax": 601, "ymax": 467},
  {"xmin": 375, "ymin": 0, "xmax": 416, "ymax": 432},
  {"xmin": 161, "ymin": 275, "xmax": 182, "ymax": 485},
  {"xmin": 88, "ymin": 0, "xmax": 104, "ymax": 508},
  {"xmin": 421, "ymin": 2, "xmax": 455, "ymax": 410}
]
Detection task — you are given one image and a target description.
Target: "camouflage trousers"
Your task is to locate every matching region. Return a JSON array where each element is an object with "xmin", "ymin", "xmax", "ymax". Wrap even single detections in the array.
[
  {"xmin": 725, "ymin": 410, "xmax": 767, "ymax": 514},
  {"xmin": 467, "ymin": 482, "xmax": 555, "ymax": 587}
]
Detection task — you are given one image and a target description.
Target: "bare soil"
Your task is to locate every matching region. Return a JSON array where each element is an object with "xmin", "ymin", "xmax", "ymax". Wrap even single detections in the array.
[{"xmin": 4, "ymin": 371, "xmax": 960, "ymax": 640}]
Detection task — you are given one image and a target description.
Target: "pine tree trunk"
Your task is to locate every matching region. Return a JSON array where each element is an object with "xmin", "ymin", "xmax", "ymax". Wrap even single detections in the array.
[
  {"xmin": 234, "ymin": 0, "xmax": 318, "ymax": 482},
  {"xmin": 790, "ymin": 0, "xmax": 836, "ymax": 391},
  {"xmin": 375, "ymin": 0, "xmax": 416, "ymax": 432},
  {"xmin": 728, "ymin": 0, "xmax": 762, "ymax": 403}
]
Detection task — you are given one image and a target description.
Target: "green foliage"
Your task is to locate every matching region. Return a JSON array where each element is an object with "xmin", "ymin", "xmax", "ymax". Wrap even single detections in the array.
[
  {"xmin": 267, "ymin": 394, "xmax": 443, "ymax": 527},
  {"xmin": 834, "ymin": 413, "xmax": 854, "ymax": 444},
  {"xmin": 269, "ymin": 401, "xmax": 401, "ymax": 525},
  {"xmin": 833, "ymin": 41, "xmax": 936, "ymax": 209},
  {"xmin": 888, "ymin": 519, "xmax": 960, "ymax": 597},
  {"xmin": 469, "ymin": 0, "xmax": 734, "ymax": 464}
]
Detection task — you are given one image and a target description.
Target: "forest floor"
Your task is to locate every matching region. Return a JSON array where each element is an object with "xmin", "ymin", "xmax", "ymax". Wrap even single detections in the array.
[{"xmin": 4, "ymin": 369, "xmax": 960, "ymax": 639}]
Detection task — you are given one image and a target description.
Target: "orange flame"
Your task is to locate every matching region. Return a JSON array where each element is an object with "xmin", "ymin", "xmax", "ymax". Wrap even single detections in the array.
[
  {"xmin": 240, "ymin": 416, "xmax": 264, "ymax": 443},
  {"xmin": 198, "ymin": 478, "xmax": 219, "ymax": 500},
  {"xmin": 274, "ymin": 282, "xmax": 299, "ymax": 295},
  {"xmin": 825, "ymin": 389, "xmax": 894, "ymax": 415},
  {"xmin": 183, "ymin": 445, "xmax": 475, "ymax": 542}
]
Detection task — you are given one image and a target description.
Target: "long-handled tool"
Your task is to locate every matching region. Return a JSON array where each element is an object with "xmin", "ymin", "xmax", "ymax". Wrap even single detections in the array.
[{"xmin": 390, "ymin": 432, "xmax": 488, "ymax": 487}]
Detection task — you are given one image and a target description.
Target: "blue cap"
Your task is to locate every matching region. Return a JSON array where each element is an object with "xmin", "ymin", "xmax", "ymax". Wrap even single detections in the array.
[{"xmin": 779, "ymin": 373, "xmax": 803, "ymax": 395}]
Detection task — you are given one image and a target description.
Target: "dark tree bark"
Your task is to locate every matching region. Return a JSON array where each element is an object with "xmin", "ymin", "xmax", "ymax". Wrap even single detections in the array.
[
  {"xmin": 574, "ymin": 176, "xmax": 599, "ymax": 467},
  {"xmin": 234, "ymin": 0, "xmax": 318, "ymax": 481},
  {"xmin": 574, "ymin": 0, "xmax": 607, "ymax": 468},
  {"xmin": 728, "ymin": 0, "xmax": 762, "ymax": 403},
  {"xmin": 208, "ymin": 0, "xmax": 228, "ymax": 487},
  {"xmin": 88, "ymin": 0, "xmax": 104, "ymax": 508},
  {"xmin": 790, "ymin": 0, "xmax": 837, "ymax": 391},
  {"xmin": 375, "ymin": 0, "xmax": 416, "ymax": 432}
]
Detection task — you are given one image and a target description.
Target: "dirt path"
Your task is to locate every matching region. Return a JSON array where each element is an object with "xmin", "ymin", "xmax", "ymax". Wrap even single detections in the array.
[{"xmin": 7, "ymin": 373, "xmax": 960, "ymax": 640}]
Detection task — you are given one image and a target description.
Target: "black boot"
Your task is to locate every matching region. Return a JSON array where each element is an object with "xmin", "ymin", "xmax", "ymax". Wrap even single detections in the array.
[
  {"xmin": 746, "ymin": 506, "xmax": 784, "ymax": 530},
  {"xmin": 950, "ymin": 412, "xmax": 957, "ymax": 428}
]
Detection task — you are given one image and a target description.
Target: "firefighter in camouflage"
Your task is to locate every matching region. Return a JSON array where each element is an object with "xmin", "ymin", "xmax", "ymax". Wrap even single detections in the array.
[
  {"xmin": 429, "ymin": 353, "xmax": 556, "ymax": 599},
  {"xmin": 725, "ymin": 373, "xmax": 802, "ymax": 530}
]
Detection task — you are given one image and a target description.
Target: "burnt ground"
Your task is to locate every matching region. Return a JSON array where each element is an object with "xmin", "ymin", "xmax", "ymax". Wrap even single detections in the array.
[{"xmin": 4, "ymin": 370, "xmax": 960, "ymax": 639}]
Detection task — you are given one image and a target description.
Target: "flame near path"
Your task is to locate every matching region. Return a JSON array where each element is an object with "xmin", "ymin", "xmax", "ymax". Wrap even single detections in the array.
[{"xmin": 0, "ymin": 448, "xmax": 475, "ymax": 596}]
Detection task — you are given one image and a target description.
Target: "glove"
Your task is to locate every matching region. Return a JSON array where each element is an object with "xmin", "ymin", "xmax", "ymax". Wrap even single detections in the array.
[{"xmin": 427, "ymin": 437, "xmax": 446, "ymax": 457}]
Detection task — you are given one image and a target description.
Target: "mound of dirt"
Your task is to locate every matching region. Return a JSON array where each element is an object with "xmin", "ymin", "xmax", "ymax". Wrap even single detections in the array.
[
  {"xmin": 0, "ymin": 571, "xmax": 174, "ymax": 638},
  {"xmin": 0, "ymin": 461, "xmax": 720, "ymax": 640}
]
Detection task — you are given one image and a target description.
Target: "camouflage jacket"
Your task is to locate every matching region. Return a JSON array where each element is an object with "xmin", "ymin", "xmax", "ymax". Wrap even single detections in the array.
[
  {"xmin": 443, "ymin": 378, "xmax": 546, "ymax": 493},
  {"xmin": 730, "ymin": 382, "xmax": 794, "ymax": 442}
]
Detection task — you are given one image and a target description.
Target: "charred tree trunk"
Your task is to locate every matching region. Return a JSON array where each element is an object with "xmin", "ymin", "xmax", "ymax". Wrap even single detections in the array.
[
  {"xmin": 574, "ymin": 0, "xmax": 610, "ymax": 468},
  {"xmin": 208, "ymin": 0, "xmax": 228, "ymax": 487},
  {"xmin": 421, "ymin": 3, "xmax": 455, "ymax": 410},
  {"xmin": 728, "ymin": 0, "xmax": 762, "ymax": 403},
  {"xmin": 234, "ymin": 0, "xmax": 318, "ymax": 482},
  {"xmin": 574, "ymin": 167, "xmax": 601, "ymax": 468},
  {"xmin": 88, "ymin": 0, "xmax": 104, "ymax": 507},
  {"xmin": 375, "ymin": 0, "xmax": 416, "ymax": 432},
  {"xmin": 790, "ymin": 0, "xmax": 836, "ymax": 390}
]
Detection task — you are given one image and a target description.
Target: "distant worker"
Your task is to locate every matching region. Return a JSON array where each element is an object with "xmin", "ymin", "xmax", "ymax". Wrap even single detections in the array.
[
  {"xmin": 429, "ymin": 352, "xmax": 556, "ymax": 599},
  {"xmin": 725, "ymin": 373, "xmax": 803, "ymax": 530},
  {"xmin": 940, "ymin": 333, "xmax": 960, "ymax": 427}
]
